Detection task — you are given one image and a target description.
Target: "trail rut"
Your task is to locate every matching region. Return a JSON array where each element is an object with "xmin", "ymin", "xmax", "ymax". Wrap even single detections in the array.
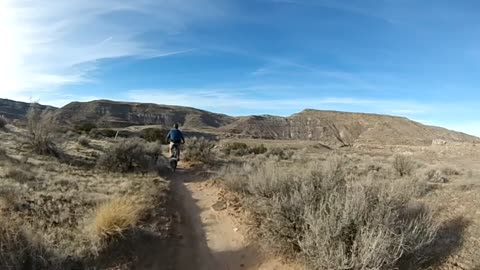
[{"xmin": 168, "ymin": 166, "xmax": 296, "ymax": 270}]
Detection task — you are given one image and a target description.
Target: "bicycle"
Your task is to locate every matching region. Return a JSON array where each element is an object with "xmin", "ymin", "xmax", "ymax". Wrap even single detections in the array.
[{"xmin": 169, "ymin": 143, "xmax": 181, "ymax": 172}]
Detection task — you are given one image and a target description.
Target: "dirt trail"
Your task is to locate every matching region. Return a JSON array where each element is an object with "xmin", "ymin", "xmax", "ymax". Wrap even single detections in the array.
[{"xmin": 169, "ymin": 165, "xmax": 296, "ymax": 270}]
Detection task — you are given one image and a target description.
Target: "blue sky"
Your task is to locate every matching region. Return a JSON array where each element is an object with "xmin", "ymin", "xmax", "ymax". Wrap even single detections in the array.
[{"xmin": 2, "ymin": 0, "xmax": 480, "ymax": 135}]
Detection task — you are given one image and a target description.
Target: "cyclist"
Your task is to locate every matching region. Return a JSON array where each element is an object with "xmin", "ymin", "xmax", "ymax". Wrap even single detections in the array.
[{"xmin": 166, "ymin": 123, "xmax": 185, "ymax": 160}]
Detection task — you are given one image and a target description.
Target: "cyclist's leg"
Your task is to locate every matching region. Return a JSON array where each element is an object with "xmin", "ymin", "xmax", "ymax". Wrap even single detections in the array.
[{"xmin": 169, "ymin": 142, "xmax": 174, "ymax": 157}]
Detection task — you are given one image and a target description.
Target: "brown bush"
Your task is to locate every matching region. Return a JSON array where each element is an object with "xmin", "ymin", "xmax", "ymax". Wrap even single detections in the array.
[
  {"xmin": 141, "ymin": 128, "xmax": 166, "ymax": 142},
  {"xmin": 222, "ymin": 142, "xmax": 269, "ymax": 156},
  {"xmin": 222, "ymin": 155, "xmax": 439, "ymax": 269},
  {"xmin": 440, "ymin": 166, "xmax": 460, "ymax": 176},
  {"xmin": 26, "ymin": 104, "xmax": 59, "ymax": 157},
  {"xmin": 5, "ymin": 168, "xmax": 36, "ymax": 184},
  {"xmin": 266, "ymin": 147, "xmax": 294, "ymax": 160},
  {"xmin": 90, "ymin": 129, "xmax": 117, "ymax": 139},
  {"xmin": 97, "ymin": 138, "xmax": 165, "ymax": 173},
  {"xmin": 74, "ymin": 122, "xmax": 97, "ymax": 133},
  {"xmin": 78, "ymin": 135, "xmax": 91, "ymax": 147},
  {"xmin": 0, "ymin": 116, "xmax": 7, "ymax": 129},
  {"xmin": 183, "ymin": 137, "xmax": 215, "ymax": 164},
  {"xmin": 392, "ymin": 154, "xmax": 416, "ymax": 177}
]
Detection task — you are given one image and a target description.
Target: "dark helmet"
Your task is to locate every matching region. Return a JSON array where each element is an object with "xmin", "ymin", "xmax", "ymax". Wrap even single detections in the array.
[{"xmin": 173, "ymin": 123, "xmax": 179, "ymax": 129}]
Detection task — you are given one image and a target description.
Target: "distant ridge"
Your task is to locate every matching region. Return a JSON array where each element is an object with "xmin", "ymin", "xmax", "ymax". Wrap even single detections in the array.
[
  {"xmin": 0, "ymin": 98, "xmax": 55, "ymax": 120},
  {"xmin": 1, "ymin": 98, "xmax": 478, "ymax": 146}
]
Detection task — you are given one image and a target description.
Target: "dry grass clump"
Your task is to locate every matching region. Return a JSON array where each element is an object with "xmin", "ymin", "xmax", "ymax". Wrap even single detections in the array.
[
  {"xmin": 393, "ymin": 154, "xmax": 416, "ymax": 177},
  {"xmin": 26, "ymin": 104, "xmax": 59, "ymax": 157},
  {"xmin": 184, "ymin": 137, "xmax": 215, "ymax": 164},
  {"xmin": 97, "ymin": 138, "xmax": 165, "ymax": 173},
  {"xmin": 78, "ymin": 135, "xmax": 91, "ymax": 147},
  {"xmin": 222, "ymin": 155, "xmax": 439, "ymax": 269},
  {"xmin": 0, "ymin": 219, "xmax": 41, "ymax": 269},
  {"xmin": 92, "ymin": 197, "xmax": 145, "ymax": 241}
]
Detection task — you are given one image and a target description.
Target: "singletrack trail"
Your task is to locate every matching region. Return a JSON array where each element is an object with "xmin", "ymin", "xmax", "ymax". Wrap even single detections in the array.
[{"xmin": 168, "ymin": 164, "xmax": 297, "ymax": 270}]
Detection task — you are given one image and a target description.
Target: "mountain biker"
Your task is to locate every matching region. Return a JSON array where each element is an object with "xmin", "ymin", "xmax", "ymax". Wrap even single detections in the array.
[{"xmin": 166, "ymin": 123, "xmax": 185, "ymax": 160}]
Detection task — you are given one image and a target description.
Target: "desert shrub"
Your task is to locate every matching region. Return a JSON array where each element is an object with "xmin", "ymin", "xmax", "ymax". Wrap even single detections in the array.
[
  {"xmin": 97, "ymin": 138, "xmax": 164, "ymax": 173},
  {"xmin": 26, "ymin": 104, "xmax": 59, "ymax": 157},
  {"xmin": 222, "ymin": 155, "xmax": 439, "ymax": 269},
  {"xmin": 425, "ymin": 169, "xmax": 449, "ymax": 183},
  {"xmin": 74, "ymin": 122, "xmax": 97, "ymax": 133},
  {"xmin": 141, "ymin": 128, "xmax": 166, "ymax": 142},
  {"xmin": 184, "ymin": 137, "xmax": 215, "ymax": 164},
  {"xmin": 0, "ymin": 116, "xmax": 7, "ymax": 129},
  {"xmin": 0, "ymin": 219, "xmax": 33, "ymax": 268},
  {"xmin": 392, "ymin": 154, "xmax": 415, "ymax": 177},
  {"xmin": 223, "ymin": 142, "xmax": 249, "ymax": 156},
  {"xmin": 92, "ymin": 197, "xmax": 144, "ymax": 242},
  {"xmin": 249, "ymin": 144, "xmax": 267, "ymax": 155},
  {"xmin": 144, "ymin": 142, "xmax": 163, "ymax": 163},
  {"xmin": 223, "ymin": 142, "xmax": 271, "ymax": 156},
  {"xmin": 78, "ymin": 135, "xmax": 91, "ymax": 147},
  {"xmin": 5, "ymin": 168, "xmax": 36, "ymax": 183},
  {"xmin": 440, "ymin": 166, "xmax": 460, "ymax": 176},
  {"xmin": 0, "ymin": 148, "xmax": 7, "ymax": 160},
  {"xmin": 266, "ymin": 147, "xmax": 294, "ymax": 160},
  {"xmin": 90, "ymin": 129, "xmax": 117, "ymax": 139}
]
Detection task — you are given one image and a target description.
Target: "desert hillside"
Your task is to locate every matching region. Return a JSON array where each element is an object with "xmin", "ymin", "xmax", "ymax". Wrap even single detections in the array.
[
  {"xmin": 0, "ymin": 98, "xmax": 54, "ymax": 120},
  {"xmin": 221, "ymin": 109, "xmax": 479, "ymax": 146},
  {"xmin": 53, "ymin": 100, "xmax": 235, "ymax": 129},
  {"xmin": 1, "ymin": 99, "xmax": 477, "ymax": 146}
]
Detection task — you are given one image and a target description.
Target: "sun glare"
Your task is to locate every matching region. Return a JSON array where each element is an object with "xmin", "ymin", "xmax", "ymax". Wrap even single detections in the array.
[{"xmin": 0, "ymin": 1, "xmax": 24, "ymax": 93}]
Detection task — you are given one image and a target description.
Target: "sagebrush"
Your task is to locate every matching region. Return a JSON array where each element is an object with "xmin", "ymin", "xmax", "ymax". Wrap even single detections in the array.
[
  {"xmin": 0, "ymin": 116, "xmax": 7, "ymax": 129},
  {"xmin": 222, "ymin": 155, "xmax": 439, "ymax": 269},
  {"xmin": 393, "ymin": 154, "xmax": 416, "ymax": 177},
  {"xmin": 26, "ymin": 104, "xmax": 59, "ymax": 156},
  {"xmin": 97, "ymin": 138, "xmax": 165, "ymax": 173},
  {"xmin": 184, "ymin": 137, "xmax": 215, "ymax": 164}
]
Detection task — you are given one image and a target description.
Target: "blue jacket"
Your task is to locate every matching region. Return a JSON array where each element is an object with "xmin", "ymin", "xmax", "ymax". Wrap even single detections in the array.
[{"xmin": 166, "ymin": 129, "xmax": 185, "ymax": 143}]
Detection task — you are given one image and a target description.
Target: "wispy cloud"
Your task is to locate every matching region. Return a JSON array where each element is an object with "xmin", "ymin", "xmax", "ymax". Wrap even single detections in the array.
[
  {"xmin": 125, "ymin": 88, "xmax": 431, "ymax": 117},
  {"xmin": 0, "ymin": 0, "xmax": 220, "ymax": 100}
]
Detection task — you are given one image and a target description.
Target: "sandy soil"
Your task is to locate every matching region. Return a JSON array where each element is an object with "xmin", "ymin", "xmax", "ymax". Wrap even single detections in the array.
[{"xmin": 168, "ymin": 165, "xmax": 297, "ymax": 270}]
